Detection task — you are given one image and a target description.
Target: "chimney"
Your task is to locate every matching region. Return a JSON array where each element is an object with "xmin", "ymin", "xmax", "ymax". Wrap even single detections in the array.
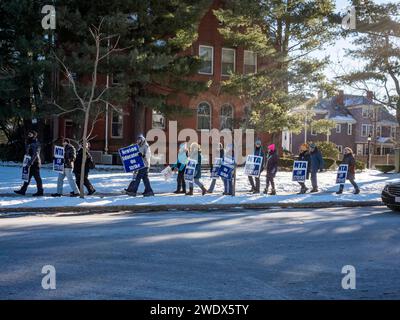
[
  {"xmin": 337, "ymin": 90, "xmax": 344, "ymax": 106},
  {"xmin": 366, "ymin": 90, "xmax": 374, "ymax": 101}
]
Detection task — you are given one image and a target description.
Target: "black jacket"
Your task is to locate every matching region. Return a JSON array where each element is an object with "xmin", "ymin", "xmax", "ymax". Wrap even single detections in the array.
[
  {"xmin": 73, "ymin": 148, "xmax": 95, "ymax": 175},
  {"xmin": 26, "ymin": 138, "xmax": 41, "ymax": 166},
  {"xmin": 265, "ymin": 150, "xmax": 278, "ymax": 177},
  {"xmin": 254, "ymin": 146, "xmax": 265, "ymax": 172},
  {"xmin": 64, "ymin": 144, "xmax": 77, "ymax": 169},
  {"xmin": 341, "ymin": 153, "xmax": 356, "ymax": 180}
]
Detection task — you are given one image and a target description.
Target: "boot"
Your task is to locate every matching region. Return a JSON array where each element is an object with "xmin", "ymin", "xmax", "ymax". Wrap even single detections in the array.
[
  {"xmin": 354, "ymin": 188, "xmax": 360, "ymax": 195},
  {"xmin": 143, "ymin": 191, "xmax": 155, "ymax": 197},
  {"xmin": 173, "ymin": 189, "xmax": 181, "ymax": 194},
  {"xmin": 336, "ymin": 186, "xmax": 344, "ymax": 195},
  {"xmin": 310, "ymin": 188, "xmax": 319, "ymax": 193},
  {"xmin": 201, "ymin": 186, "xmax": 207, "ymax": 196},
  {"xmin": 186, "ymin": 187, "xmax": 193, "ymax": 196},
  {"xmin": 88, "ymin": 189, "xmax": 96, "ymax": 196},
  {"xmin": 32, "ymin": 191, "xmax": 44, "ymax": 197},
  {"xmin": 263, "ymin": 188, "xmax": 268, "ymax": 195},
  {"xmin": 299, "ymin": 187, "xmax": 308, "ymax": 194},
  {"xmin": 14, "ymin": 182, "xmax": 28, "ymax": 196},
  {"xmin": 269, "ymin": 189, "xmax": 276, "ymax": 195}
]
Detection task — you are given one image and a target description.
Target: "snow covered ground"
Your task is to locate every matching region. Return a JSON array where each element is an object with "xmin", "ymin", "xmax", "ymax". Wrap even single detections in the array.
[{"xmin": 0, "ymin": 164, "xmax": 399, "ymax": 209}]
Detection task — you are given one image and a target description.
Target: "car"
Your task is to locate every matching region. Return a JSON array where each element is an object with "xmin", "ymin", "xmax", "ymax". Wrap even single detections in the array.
[{"xmin": 382, "ymin": 182, "xmax": 400, "ymax": 212}]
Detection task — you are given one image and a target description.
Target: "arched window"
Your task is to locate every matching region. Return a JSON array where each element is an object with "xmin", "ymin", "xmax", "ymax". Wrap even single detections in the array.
[
  {"xmin": 220, "ymin": 104, "xmax": 234, "ymax": 130},
  {"xmin": 197, "ymin": 102, "xmax": 211, "ymax": 130}
]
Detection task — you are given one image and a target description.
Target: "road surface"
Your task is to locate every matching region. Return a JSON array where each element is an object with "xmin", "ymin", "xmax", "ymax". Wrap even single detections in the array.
[{"xmin": 0, "ymin": 206, "xmax": 399, "ymax": 299}]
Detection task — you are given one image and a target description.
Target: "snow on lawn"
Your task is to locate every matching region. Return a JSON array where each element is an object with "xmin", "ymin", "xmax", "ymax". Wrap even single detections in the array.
[{"xmin": 0, "ymin": 164, "xmax": 399, "ymax": 209}]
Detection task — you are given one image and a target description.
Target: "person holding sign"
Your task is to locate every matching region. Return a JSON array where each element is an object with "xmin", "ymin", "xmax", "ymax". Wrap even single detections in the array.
[
  {"xmin": 185, "ymin": 142, "xmax": 207, "ymax": 196},
  {"xmin": 336, "ymin": 147, "xmax": 360, "ymax": 195},
  {"xmin": 247, "ymin": 139, "xmax": 264, "ymax": 194},
  {"xmin": 309, "ymin": 143, "xmax": 324, "ymax": 193},
  {"xmin": 171, "ymin": 143, "xmax": 188, "ymax": 194},
  {"xmin": 14, "ymin": 130, "xmax": 44, "ymax": 197},
  {"xmin": 264, "ymin": 144, "xmax": 279, "ymax": 195},
  {"xmin": 127, "ymin": 135, "xmax": 154, "ymax": 197},
  {"xmin": 207, "ymin": 143, "xmax": 224, "ymax": 194},
  {"xmin": 297, "ymin": 143, "xmax": 312, "ymax": 194},
  {"xmin": 220, "ymin": 144, "xmax": 235, "ymax": 195},
  {"xmin": 52, "ymin": 138, "xmax": 80, "ymax": 197}
]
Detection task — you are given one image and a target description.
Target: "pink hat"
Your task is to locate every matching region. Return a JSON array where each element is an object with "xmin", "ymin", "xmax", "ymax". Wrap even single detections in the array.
[{"xmin": 268, "ymin": 144, "xmax": 275, "ymax": 152}]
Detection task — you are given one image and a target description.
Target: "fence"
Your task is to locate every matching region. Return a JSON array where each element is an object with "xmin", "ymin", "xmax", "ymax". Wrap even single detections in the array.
[{"xmin": 356, "ymin": 155, "xmax": 395, "ymax": 168}]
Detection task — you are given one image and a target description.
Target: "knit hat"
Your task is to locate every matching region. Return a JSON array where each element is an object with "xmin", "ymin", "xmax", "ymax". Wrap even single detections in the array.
[
  {"xmin": 300, "ymin": 143, "xmax": 309, "ymax": 151},
  {"xmin": 268, "ymin": 144, "xmax": 275, "ymax": 152}
]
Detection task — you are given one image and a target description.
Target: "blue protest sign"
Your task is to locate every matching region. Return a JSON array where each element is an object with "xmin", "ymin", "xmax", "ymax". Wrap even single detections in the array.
[
  {"xmin": 53, "ymin": 146, "xmax": 65, "ymax": 173},
  {"xmin": 244, "ymin": 155, "xmax": 263, "ymax": 177},
  {"xmin": 184, "ymin": 158, "xmax": 198, "ymax": 182},
  {"xmin": 218, "ymin": 156, "xmax": 235, "ymax": 180},
  {"xmin": 292, "ymin": 160, "xmax": 308, "ymax": 182},
  {"xmin": 336, "ymin": 164, "xmax": 348, "ymax": 184},
  {"xmin": 119, "ymin": 144, "xmax": 145, "ymax": 173},
  {"xmin": 210, "ymin": 157, "xmax": 222, "ymax": 179},
  {"xmin": 22, "ymin": 155, "xmax": 31, "ymax": 182}
]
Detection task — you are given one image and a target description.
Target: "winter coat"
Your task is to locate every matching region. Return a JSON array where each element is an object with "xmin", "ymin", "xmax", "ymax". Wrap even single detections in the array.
[
  {"xmin": 64, "ymin": 144, "xmax": 77, "ymax": 169},
  {"xmin": 341, "ymin": 153, "xmax": 356, "ymax": 180},
  {"xmin": 25, "ymin": 138, "xmax": 41, "ymax": 167},
  {"xmin": 298, "ymin": 150, "xmax": 311, "ymax": 180},
  {"xmin": 172, "ymin": 150, "xmax": 188, "ymax": 172},
  {"xmin": 73, "ymin": 148, "xmax": 95, "ymax": 175},
  {"xmin": 265, "ymin": 150, "xmax": 278, "ymax": 178},
  {"xmin": 254, "ymin": 146, "xmax": 265, "ymax": 172},
  {"xmin": 193, "ymin": 151, "xmax": 202, "ymax": 179},
  {"xmin": 310, "ymin": 147, "xmax": 324, "ymax": 173},
  {"xmin": 138, "ymin": 141, "xmax": 151, "ymax": 169}
]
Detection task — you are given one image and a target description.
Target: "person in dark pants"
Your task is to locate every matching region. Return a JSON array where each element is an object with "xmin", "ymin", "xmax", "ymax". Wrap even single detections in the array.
[
  {"xmin": 126, "ymin": 134, "xmax": 154, "ymax": 197},
  {"xmin": 14, "ymin": 130, "xmax": 44, "ymax": 196},
  {"xmin": 248, "ymin": 139, "xmax": 264, "ymax": 194},
  {"xmin": 74, "ymin": 142, "xmax": 96, "ymax": 195},
  {"xmin": 297, "ymin": 143, "xmax": 312, "ymax": 194},
  {"xmin": 171, "ymin": 143, "xmax": 188, "ymax": 194},
  {"xmin": 222, "ymin": 143, "xmax": 235, "ymax": 196},
  {"xmin": 336, "ymin": 147, "xmax": 360, "ymax": 194},
  {"xmin": 186, "ymin": 142, "xmax": 207, "ymax": 196},
  {"xmin": 264, "ymin": 143, "xmax": 279, "ymax": 195},
  {"xmin": 207, "ymin": 143, "xmax": 224, "ymax": 193},
  {"xmin": 309, "ymin": 143, "xmax": 324, "ymax": 192}
]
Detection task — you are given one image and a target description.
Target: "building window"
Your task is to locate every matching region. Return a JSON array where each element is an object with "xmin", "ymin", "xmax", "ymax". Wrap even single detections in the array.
[
  {"xmin": 111, "ymin": 111, "xmax": 123, "ymax": 138},
  {"xmin": 362, "ymin": 107, "xmax": 373, "ymax": 118},
  {"xmin": 221, "ymin": 48, "xmax": 235, "ymax": 76},
  {"xmin": 376, "ymin": 125, "xmax": 381, "ymax": 137},
  {"xmin": 347, "ymin": 123, "xmax": 352, "ymax": 135},
  {"xmin": 152, "ymin": 110, "xmax": 165, "ymax": 129},
  {"xmin": 361, "ymin": 124, "xmax": 373, "ymax": 137},
  {"xmin": 112, "ymin": 73, "xmax": 122, "ymax": 86},
  {"xmin": 356, "ymin": 144, "xmax": 363, "ymax": 156},
  {"xmin": 336, "ymin": 123, "xmax": 341, "ymax": 133},
  {"xmin": 64, "ymin": 120, "xmax": 73, "ymax": 138},
  {"xmin": 198, "ymin": 45, "xmax": 213, "ymax": 75},
  {"xmin": 337, "ymin": 145, "xmax": 343, "ymax": 153},
  {"xmin": 197, "ymin": 102, "xmax": 211, "ymax": 130},
  {"xmin": 220, "ymin": 104, "xmax": 234, "ymax": 130},
  {"xmin": 311, "ymin": 126, "xmax": 317, "ymax": 136},
  {"xmin": 244, "ymin": 50, "xmax": 257, "ymax": 74},
  {"xmin": 391, "ymin": 126, "xmax": 396, "ymax": 139}
]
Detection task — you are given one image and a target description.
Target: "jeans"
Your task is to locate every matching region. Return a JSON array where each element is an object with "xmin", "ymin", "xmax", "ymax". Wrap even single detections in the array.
[
  {"xmin": 176, "ymin": 170, "xmax": 186, "ymax": 192},
  {"xmin": 223, "ymin": 178, "xmax": 233, "ymax": 195},
  {"xmin": 248, "ymin": 176, "xmax": 260, "ymax": 192},
  {"xmin": 20, "ymin": 164, "xmax": 43, "ymax": 193},
  {"xmin": 311, "ymin": 171, "xmax": 318, "ymax": 189},
  {"xmin": 339, "ymin": 178, "xmax": 359, "ymax": 191},
  {"xmin": 208, "ymin": 178, "xmax": 219, "ymax": 192},
  {"xmin": 189, "ymin": 178, "xmax": 204, "ymax": 190},
  {"xmin": 129, "ymin": 168, "xmax": 153, "ymax": 194},
  {"xmin": 57, "ymin": 168, "xmax": 79, "ymax": 194},
  {"xmin": 266, "ymin": 176, "xmax": 275, "ymax": 190}
]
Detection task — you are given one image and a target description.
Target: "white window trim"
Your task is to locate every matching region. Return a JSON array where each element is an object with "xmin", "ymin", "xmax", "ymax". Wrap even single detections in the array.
[
  {"xmin": 111, "ymin": 111, "xmax": 123, "ymax": 139},
  {"xmin": 244, "ymin": 50, "xmax": 257, "ymax": 74},
  {"xmin": 220, "ymin": 104, "xmax": 234, "ymax": 130},
  {"xmin": 347, "ymin": 123, "xmax": 352, "ymax": 135},
  {"xmin": 198, "ymin": 45, "xmax": 214, "ymax": 75},
  {"xmin": 152, "ymin": 110, "xmax": 166, "ymax": 129},
  {"xmin": 310, "ymin": 126, "xmax": 317, "ymax": 136},
  {"xmin": 221, "ymin": 48, "xmax": 236, "ymax": 76},
  {"xmin": 376, "ymin": 125, "xmax": 381, "ymax": 137},
  {"xmin": 196, "ymin": 101, "xmax": 212, "ymax": 131},
  {"xmin": 391, "ymin": 126, "xmax": 396, "ymax": 138},
  {"xmin": 361, "ymin": 124, "xmax": 373, "ymax": 137},
  {"xmin": 337, "ymin": 145, "xmax": 343, "ymax": 153},
  {"xmin": 336, "ymin": 123, "xmax": 341, "ymax": 133}
]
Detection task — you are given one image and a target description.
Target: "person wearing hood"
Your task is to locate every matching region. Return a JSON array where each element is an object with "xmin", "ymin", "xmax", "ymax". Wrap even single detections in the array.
[
  {"xmin": 222, "ymin": 143, "xmax": 235, "ymax": 196},
  {"xmin": 309, "ymin": 143, "xmax": 324, "ymax": 192},
  {"xmin": 171, "ymin": 142, "xmax": 188, "ymax": 194},
  {"xmin": 264, "ymin": 143, "xmax": 278, "ymax": 195},
  {"xmin": 297, "ymin": 143, "xmax": 312, "ymax": 194},
  {"xmin": 126, "ymin": 134, "xmax": 154, "ymax": 197},
  {"xmin": 207, "ymin": 142, "xmax": 224, "ymax": 194},
  {"xmin": 186, "ymin": 142, "xmax": 207, "ymax": 196},
  {"xmin": 14, "ymin": 130, "xmax": 44, "ymax": 197},
  {"xmin": 248, "ymin": 139, "xmax": 264, "ymax": 194},
  {"xmin": 336, "ymin": 147, "xmax": 360, "ymax": 195}
]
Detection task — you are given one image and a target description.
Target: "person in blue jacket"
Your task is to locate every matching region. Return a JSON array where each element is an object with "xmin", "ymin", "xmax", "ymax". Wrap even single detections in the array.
[
  {"xmin": 186, "ymin": 142, "xmax": 207, "ymax": 196},
  {"xmin": 207, "ymin": 143, "xmax": 224, "ymax": 193},
  {"xmin": 171, "ymin": 142, "xmax": 188, "ymax": 194},
  {"xmin": 248, "ymin": 139, "xmax": 264, "ymax": 194},
  {"xmin": 309, "ymin": 143, "xmax": 324, "ymax": 192}
]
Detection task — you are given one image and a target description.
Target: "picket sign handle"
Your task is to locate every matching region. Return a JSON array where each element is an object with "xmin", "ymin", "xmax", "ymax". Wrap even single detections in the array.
[{"xmin": 232, "ymin": 167, "xmax": 237, "ymax": 196}]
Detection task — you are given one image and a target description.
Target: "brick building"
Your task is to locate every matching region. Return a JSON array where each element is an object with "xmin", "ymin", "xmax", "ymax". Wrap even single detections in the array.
[{"xmin": 53, "ymin": 0, "xmax": 271, "ymax": 165}]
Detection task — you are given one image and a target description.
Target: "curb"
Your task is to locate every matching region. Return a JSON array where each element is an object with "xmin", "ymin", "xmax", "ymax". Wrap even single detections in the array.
[{"xmin": 0, "ymin": 201, "xmax": 383, "ymax": 216}]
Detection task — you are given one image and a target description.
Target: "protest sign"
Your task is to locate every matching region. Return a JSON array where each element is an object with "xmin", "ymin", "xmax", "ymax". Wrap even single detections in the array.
[
  {"xmin": 119, "ymin": 144, "xmax": 145, "ymax": 173},
  {"xmin": 292, "ymin": 160, "xmax": 308, "ymax": 182},
  {"xmin": 244, "ymin": 155, "xmax": 263, "ymax": 177},
  {"xmin": 53, "ymin": 145, "xmax": 65, "ymax": 173},
  {"xmin": 336, "ymin": 164, "xmax": 349, "ymax": 184}
]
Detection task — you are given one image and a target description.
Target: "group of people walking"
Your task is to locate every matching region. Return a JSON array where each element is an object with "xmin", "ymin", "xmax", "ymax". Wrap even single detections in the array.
[{"xmin": 13, "ymin": 132, "xmax": 360, "ymax": 197}]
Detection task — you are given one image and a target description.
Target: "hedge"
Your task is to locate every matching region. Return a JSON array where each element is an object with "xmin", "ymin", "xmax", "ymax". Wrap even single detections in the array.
[
  {"xmin": 375, "ymin": 164, "xmax": 395, "ymax": 173},
  {"xmin": 323, "ymin": 158, "xmax": 335, "ymax": 170}
]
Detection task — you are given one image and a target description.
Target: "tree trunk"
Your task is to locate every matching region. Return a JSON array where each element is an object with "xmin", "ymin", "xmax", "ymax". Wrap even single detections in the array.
[
  {"xmin": 132, "ymin": 95, "xmax": 146, "ymax": 140},
  {"xmin": 79, "ymin": 111, "xmax": 90, "ymax": 198}
]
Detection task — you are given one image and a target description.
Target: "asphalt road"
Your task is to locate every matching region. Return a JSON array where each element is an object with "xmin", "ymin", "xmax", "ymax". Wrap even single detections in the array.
[{"xmin": 0, "ymin": 206, "xmax": 399, "ymax": 299}]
